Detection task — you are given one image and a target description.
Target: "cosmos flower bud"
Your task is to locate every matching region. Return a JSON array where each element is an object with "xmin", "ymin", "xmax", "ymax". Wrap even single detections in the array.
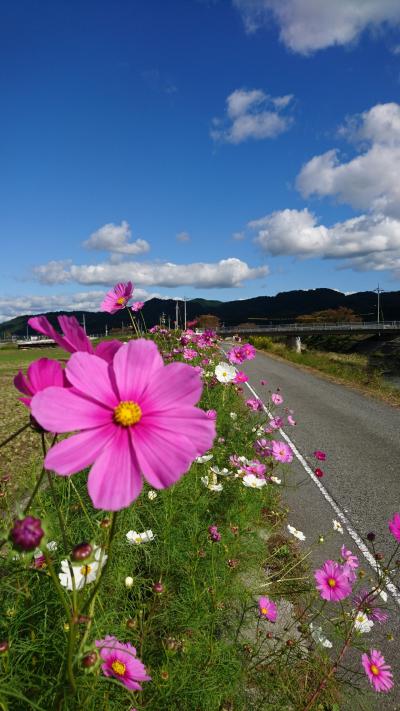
[
  {"xmin": 10, "ymin": 516, "xmax": 44, "ymax": 551},
  {"xmin": 152, "ymin": 582, "xmax": 164, "ymax": 594},
  {"xmin": 81, "ymin": 651, "xmax": 98, "ymax": 668},
  {"xmin": 72, "ymin": 542, "xmax": 93, "ymax": 561}
]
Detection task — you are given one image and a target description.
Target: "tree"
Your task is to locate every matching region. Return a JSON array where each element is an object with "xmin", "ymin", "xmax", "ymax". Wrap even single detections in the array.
[
  {"xmin": 196, "ymin": 314, "xmax": 220, "ymax": 329},
  {"xmin": 296, "ymin": 307, "xmax": 361, "ymax": 323}
]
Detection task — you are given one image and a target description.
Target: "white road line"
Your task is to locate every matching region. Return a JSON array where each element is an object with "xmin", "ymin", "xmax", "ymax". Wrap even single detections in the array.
[{"xmin": 243, "ymin": 377, "xmax": 400, "ymax": 607}]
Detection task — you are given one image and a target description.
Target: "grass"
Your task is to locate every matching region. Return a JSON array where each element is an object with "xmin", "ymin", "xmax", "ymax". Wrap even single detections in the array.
[
  {"xmin": 248, "ymin": 336, "xmax": 400, "ymax": 406},
  {"xmin": 0, "ymin": 341, "xmax": 360, "ymax": 710}
]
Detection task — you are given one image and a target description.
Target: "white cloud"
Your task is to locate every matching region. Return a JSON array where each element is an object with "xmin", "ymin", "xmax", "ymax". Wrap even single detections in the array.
[
  {"xmin": 33, "ymin": 257, "xmax": 268, "ymax": 289},
  {"xmin": 250, "ymin": 207, "xmax": 400, "ymax": 274},
  {"xmin": 296, "ymin": 103, "xmax": 400, "ymax": 218},
  {"xmin": 0, "ymin": 288, "xmax": 160, "ymax": 323},
  {"xmin": 233, "ymin": 0, "xmax": 400, "ymax": 54},
  {"xmin": 232, "ymin": 231, "xmax": 246, "ymax": 241},
  {"xmin": 176, "ymin": 231, "xmax": 191, "ymax": 242},
  {"xmin": 211, "ymin": 88, "xmax": 293, "ymax": 144},
  {"xmin": 83, "ymin": 221, "xmax": 150, "ymax": 255}
]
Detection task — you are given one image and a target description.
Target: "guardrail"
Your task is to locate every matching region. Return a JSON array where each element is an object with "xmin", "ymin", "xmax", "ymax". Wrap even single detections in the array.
[{"xmin": 217, "ymin": 321, "xmax": 400, "ymax": 334}]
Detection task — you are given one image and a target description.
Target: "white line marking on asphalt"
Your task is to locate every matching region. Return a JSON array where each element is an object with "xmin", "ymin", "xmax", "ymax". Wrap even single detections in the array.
[{"xmin": 243, "ymin": 377, "xmax": 400, "ymax": 607}]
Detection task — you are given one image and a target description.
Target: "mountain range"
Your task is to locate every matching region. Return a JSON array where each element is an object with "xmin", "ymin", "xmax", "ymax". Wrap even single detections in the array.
[{"xmin": 1, "ymin": 288, "xmax": 399, "ymax": 337}]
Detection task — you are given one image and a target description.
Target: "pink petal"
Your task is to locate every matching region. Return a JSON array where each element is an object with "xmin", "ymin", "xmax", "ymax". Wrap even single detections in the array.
[
  {"xmin": 14, "ymin": 370, "xmax": 34, "ymax": 396},
  {"xmin": 94, "ymin": 340, "xmax": 122, "ymax": 363},
  {"xmin": 112, "ymin": 339, "xmax": 163, "ymax": 401},
  {"xmin": 58, "ymin": 315, "xmax": 94, "ymax": 354},
  {"xmin": 87, "ymin": 427, "xmax": 143, "ymax": 510},
  {"xmin": 27, "ymin": 358, "xmax": 64, "ymax": 392},
  {"xmin": 44, "ymin": 424, "xmax": 116, "ymax": 475},
  {"xmin": 141, "ymin": 362, "xmax": 202, "ymax": 410},
  {"xmin": 141, "ymin": 408, "xmax": 215, "ymax": 455},
  {"xmin": 132, "ymin": 414, "xmax": 215, "ymax": 489},
  {"xmin": 31, "ymin": 387, "xmax": 113, "ymax": 432},
  {"xmin": 28, "ymin": 316, "xmax": 72, "ymax": 352},
  {"xmin": 66, "ymin": 352, "xmax": 119, "ymax": 407}
]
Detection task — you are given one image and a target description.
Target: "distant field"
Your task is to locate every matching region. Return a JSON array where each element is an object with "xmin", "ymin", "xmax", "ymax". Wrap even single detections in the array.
[{"xmin": 0, "ymin": 344, "xmax": 65, "ymax": 497}]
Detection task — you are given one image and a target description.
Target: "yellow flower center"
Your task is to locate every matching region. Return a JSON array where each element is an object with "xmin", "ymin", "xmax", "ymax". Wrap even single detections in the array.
[
  {"xmin": 111, "ymin": 659, "xmax": 126, "ymax": 676},
  {"xmin": 261, "ymin": 607, "xmax": 268, "ymax": 615},
  {"xmin": 114, "ymin": 401, "xmax": 142, "ymax": 427},
  {"xmin": 370, "ymin": 664, "xmax": 380, "ymax": 676},
  {"xmin": 116, "ymin": 297, "xmax": 126, "ymax": 305},
  {"xmin": 327, "ymin": 577, "xmax": 336, "ymax": 588},
  {"xmin": 80, "ymin": 564, "xmax": 92, "ymax": 576},
  {"xmin": 222, "ymin": 372, "xmax": 227, "ymax": 377}
]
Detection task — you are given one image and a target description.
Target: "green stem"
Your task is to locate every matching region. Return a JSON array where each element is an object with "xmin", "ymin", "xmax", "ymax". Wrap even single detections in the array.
[
  {"xmin": 23, "ymin": 466, "xmax": 46, "ymax": 515},
  {"xmin": 81, "ymin": 511, "xmax": 119, "ymax": 613}
]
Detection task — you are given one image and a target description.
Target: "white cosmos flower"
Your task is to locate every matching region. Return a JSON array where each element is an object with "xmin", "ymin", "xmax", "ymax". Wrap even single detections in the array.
[
  {"xmin": 354, "ymin": 611, "xmax": 374, "ymax": 634},
  {"xmin": 59, "ymin": 547, "xmax": 107, "ymax": 591},
  {"xmin": 379, "ymin": 589, "xmax": 388, "ymax": 602},
  {"xmin": 287, "ymin": 524, "xmax": 306, "ymax": 541},
  {"xmin": 125, "ymin": 576, "xmax": 134, "ymax": 588},
  {"xmin": 215, "ymin": 362, "xmax": 236, "ymax": 383},
  {"xmin": 270, "ymin": 476, "xmax": 281, "ymax": 485},
  {"xmin": 126, "ymin": 530, "xmax": 155, "ymax": 545},
  {"xmin": 195, "ymin": 454, "xmax": 213, "ymax": 464},
  {"xmin": 333, "ymin": 520, "xmax": 344, "ymax": 534},
  {"xmin": 209, "ymin": 466, "xmax": 231, "ymax": 477},
  {"xmin": 147, "ymin": 490, "xmax": 157, "ymax": 500},
  {"xmin": 230, "ymin": 412, "xmax": 238, "ymax": 421},
  {"xmin": 242, "ymin": 474, "xmax": 266, "ymax": 489},
  {"xmin": 47, "ymin": 541, "xmax": 58, "ymax": 551},
  {"xmin": 310, "ymin": 623, "xmax": 332, "ymax": 648}
]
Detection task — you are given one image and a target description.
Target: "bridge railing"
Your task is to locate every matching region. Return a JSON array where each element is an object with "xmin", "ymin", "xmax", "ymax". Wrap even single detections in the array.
[{"xmin": 217, "ymin": 321, "xmax": 400, "ymax": 333}]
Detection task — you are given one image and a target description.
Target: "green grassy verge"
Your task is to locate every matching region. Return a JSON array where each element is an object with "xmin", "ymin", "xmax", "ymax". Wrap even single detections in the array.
[
  {"xmin": 248, "ymin": 336, "xmax": 400, "ymax": 406},
  {"xmin": 0, "ymin": 344, "xmax": 340, "ymax": 710}
]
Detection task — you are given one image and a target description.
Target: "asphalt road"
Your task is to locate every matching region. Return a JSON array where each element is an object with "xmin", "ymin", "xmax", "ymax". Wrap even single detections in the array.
[{"xmin": 231, "ymin": 348, "xmax": 400, "ymax": 710}]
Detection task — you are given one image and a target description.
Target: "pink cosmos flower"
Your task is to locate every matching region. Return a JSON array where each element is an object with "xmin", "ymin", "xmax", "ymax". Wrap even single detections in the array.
[
  {"xmin": 258, "ymin": 596, "xmax": 277, "ymax": 622},
  {"xmin": 314, "ymin": 560, "xmax": 352, "ymax": 602},
  {"xmin": 95, "ymin": 636, "xmax": 151, "ymax": 691},
  {"xmin": 28, "ymin": 315, "xmax": 122, "ymax": 363},
  {"xmin": 269, "ymin": 416, "xmax": 284, "ymax": 429},
  {"xmin": 254, "ymin": 438, "xmax": 272, "ymax": 458},
  {"xmin": 271, "ymin": 393, "xmax": 283, "ymax": 405},
  {"xmin": 244, "ymin": 460, "xmax": 266, "ymax": 478},
  {"xmin": 314, "ymin": 468, "xmax": 324, "ymax": 478},
  {"xmin": 246, "ymin": 397, "xmax": 263, "ymax": 412},
  {"xmin": 100, "ymin": 281, "xmax": 133, "ymax": 314},
  {"xmin": 183, "ymin": 348, "xmax": 198, "ymax": 361},
  {"xmin": 205, "ymin": 409, "xmax": 217, "ymax": 420},
  {"xmin": 14, "ymin": 358, "xmax": 67, "ymax": 408},
  {"xmin": 388, "ymin": 512, "xmax": 400, "ymax": 542},
  {"xmin": 233, "ymin": 371, "xmax": 248, "ymax": 384},
  {"xmin": 271, "ymin": 440, "xmax": 293, "ymax": 464},
  {"xmin": 260, "ymin": 379, "xmax": 267, "ymax": 386},
  {"xmin": 287, "ymin": 415, "xmax": 296, "ymax": 426},
  {"xmin": 341, "ymin": 545, "xmax": 359, "ymax": 571},
  {"xmin": 227, "ymin": 346, "xmax": 246, "ymax": 364},
  {"xmin": 362, "ymin": 650, "xmax": 393, "ymax": 693},
  {"xmin": 31, "ymin": 339, "xmax": 215, "ymax": 510},
  {"xmin": 131, "ymin": 301, "xmax": 144, "ymax": 312},
  {"xmin": 313, "ymin": 450, "xmax": 326, "ymax": 461},
  {"xmin": 241, "ymin": 343, "xmax": 256, "ymax": 360},
  {"xmin": 353, "ymin": 589, "xmax": 389, "ymax": 624}
]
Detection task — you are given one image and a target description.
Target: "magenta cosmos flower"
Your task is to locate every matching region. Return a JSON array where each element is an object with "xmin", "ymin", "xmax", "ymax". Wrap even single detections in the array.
[
  {"xmin": 131, "ymin": 301, "xmax": 144, "ymax": 312},
  {"xmin": 101, "ymin": 281, "xmax": 133, "ymax": 314},
  {"xmin": 313, "ymin": 450, "xmax": 326, "ymax": 461},
  {"xmin": 14, "ymin": 358, "xmax": 67, "ymax": 408},
  {"xmin": 95, "ymin": 636, "xmax": 151, "ymax": 691},
  {"xmin": 362, "ymin": 650, "xmax": 393, "ymax": 693},
  {"xmin": 388, "ymin": 512, "xmax": 400, "ymax": 542},
  {"xmin": 353, "ymin": 589, "xmax": 389, "ymax": 624},
  {"xmin": 29, "ymin": 314, "xmax": 122, "ymax": 363},
  {"xmin": 30, "ymin": 339, "xmax": 216, "ymax": 510},
  {"xmin": 233, "ymin": 371, "xmax": 248, "ymax": 384},
  {"xmin": 314, "ymin": 560, "xmax": 352, "ymax": 602},
  {"xmin": 258, "ymin": 596, "xmax": 277, "ymax": 622}
]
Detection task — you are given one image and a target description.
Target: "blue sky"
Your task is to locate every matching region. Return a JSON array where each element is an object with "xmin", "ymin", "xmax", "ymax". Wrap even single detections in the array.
[{"xmin": 2, "ymin": 0, "xmax": 400, "ymax": 320}]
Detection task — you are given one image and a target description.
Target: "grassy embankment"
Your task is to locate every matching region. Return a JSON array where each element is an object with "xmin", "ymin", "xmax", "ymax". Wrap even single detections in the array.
[
  {"xmin": 0, "ymin": 341, "xmax": 344, "ymax": 711},
  {"xmin": 248, "ymin": 336, "xmax": 400, "ymax": 406}
]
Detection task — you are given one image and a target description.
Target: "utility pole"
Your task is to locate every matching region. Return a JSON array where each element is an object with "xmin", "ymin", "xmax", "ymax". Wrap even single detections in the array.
[
  {"xmin": 82, "ymin": 313, "xmax": 86, "ymax": 334},
  {"xmin": 373, "ymin": 285, "xmax": 385, "ymax": 325},
  {"xmin": 105, "ymin": 324, "xmax": 108, "ymax": 337},
  {"xmin": 175, "ymin": 301, "xmax": 179, "ymax": 330},
  {"xmin": 183, "ymin": 296, "xmax": 187, "ymax": 330}
]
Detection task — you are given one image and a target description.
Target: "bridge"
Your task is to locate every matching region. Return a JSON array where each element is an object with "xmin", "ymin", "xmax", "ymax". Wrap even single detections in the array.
[
  {"xmin": 216, "ymin": 321, "xmax": 400, "ymax": 352},
  {"xmin": 217, "ymin": 321, "xmax": 400, "ymax": 336}
]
